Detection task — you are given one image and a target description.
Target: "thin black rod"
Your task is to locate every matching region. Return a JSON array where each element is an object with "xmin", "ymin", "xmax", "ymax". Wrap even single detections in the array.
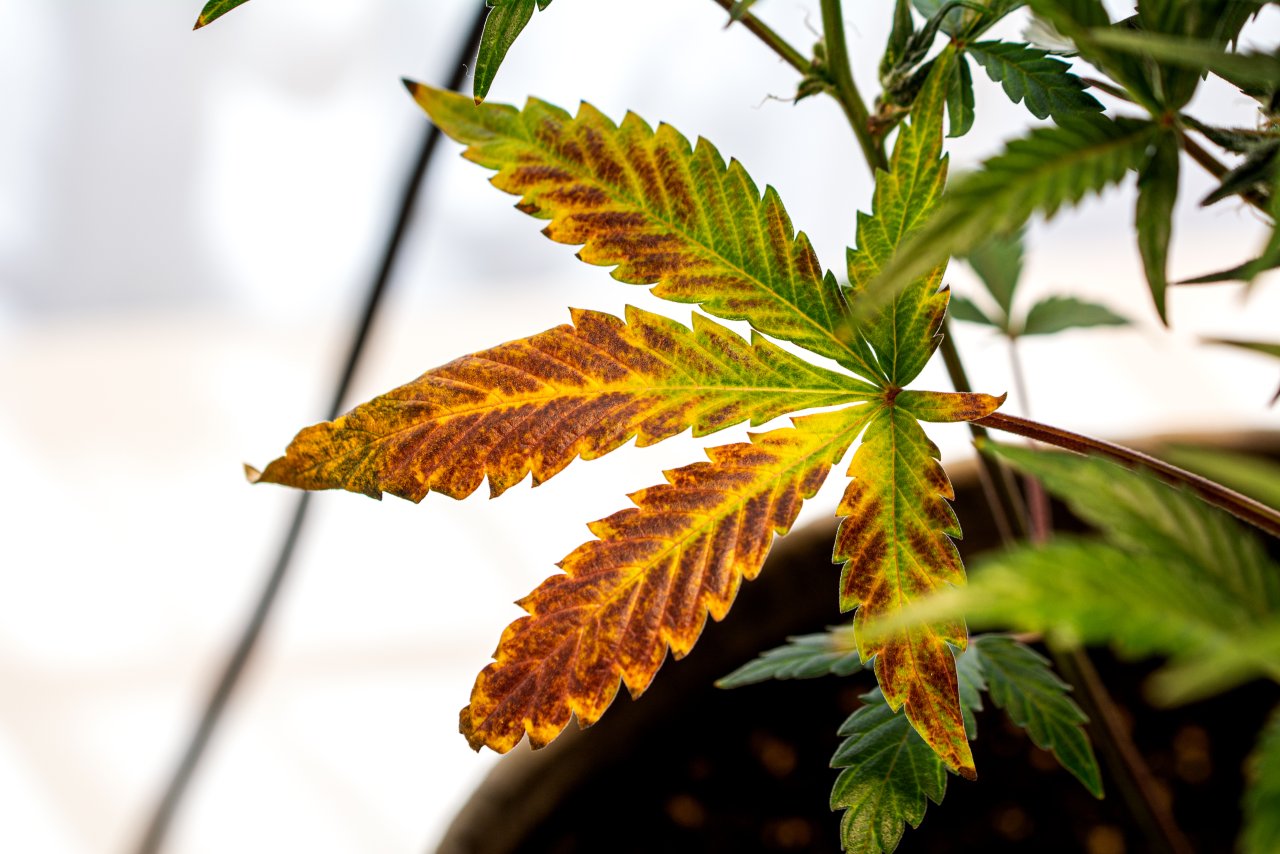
[{"xmin": 131, "ymin": 8, "xmax": 489, "ymax": 853}]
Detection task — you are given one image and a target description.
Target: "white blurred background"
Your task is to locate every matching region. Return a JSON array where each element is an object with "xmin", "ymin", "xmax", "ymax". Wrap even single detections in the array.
[{"xmin": 1, "ymin": 1, "xmax": 1276, "ymax": 852}]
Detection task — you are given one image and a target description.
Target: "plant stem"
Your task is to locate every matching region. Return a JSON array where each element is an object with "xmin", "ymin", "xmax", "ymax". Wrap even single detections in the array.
[
  {"xmin": 1052, "ymin": 649, "xmax": 1195, "ymax": 854},
  {"xmin": 709, "ymin": 0, "xmax": 808, "ymax": 73},
  {"xmin": 1006, "ymin": 353, "xmax": 1193, "ymax": 854},
  {"xmin": 938, "ymin": 329, "xmax": 1027, "ymax": 542},
  {"xmin": 819, "ymin": 0, "xmax": 888, "ymax": 173},
  {"xmin": 129, "ymin": 10, "xmax": 491, "ymax": 854},
  {"xmin": 978, "ymin": 411, "xmax": 1280, "ymax": 538},
  {"xmin": 1007, "ymin": 338, "xmax": 1053, "ymax": 536}
]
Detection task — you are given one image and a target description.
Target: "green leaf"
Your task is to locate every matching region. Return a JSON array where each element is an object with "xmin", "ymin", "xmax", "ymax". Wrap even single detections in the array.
[
  {"xmin": 847, "ymin": 51, "xmax": 955, "ymax": 385},
  {"xmin": 830, "ymin": 690, "xmax": 950, "ymax": 854},
  {"xmin": 1019, "ymin": 295, "xmax": 1128, "ymax": 336},
  {"xmin": 406, "ymin": 85, "xmax": 885, "ymax": 383},
  {"xmin": 474, "ymin": 0, "xmax": 553, "ymax": 104},
  {"xmin": 947, "ymin": 295, "xmax": 1001, "ymax": 327},
  {"xmin": 881, "ymin": 0, "xmax": 917, "ymax": 82},
  {"xmin": 1244, "ymin": 707, "xmax": 1280, "ymax": 854},
  {"xmin": 912, "ymin": 0, "xmax": 1024, "ymax": 39},
  {"xmin": 1202, "ymin": 146, "xmax": 1277, "ymax": 207},
  {"xmin": 728, "ymin": 0, "xmax": 761, "ymax": 21},
  {"xmin": 193, "ymin": 0, "xmax": 252, "ymax": 28},
  {"xmin": 717, "ymin": 627, "xmax": 863, "ymax": 688},
  {"xmin": 970, "ymin": 635, "xmax": 1103, "ymax": 797},
  {"xmin": 1148, "ymin": 621, "xmax": 1280, "ymax": 705},
  {"xmin": 858, "ymin": 115, "xmax": 1156, "ymax": 320},
  {"xmin": 1088, "ymin": 28, "xmax": 1280, "ymax": 88},
  {"xmin": 1160, "ymin": 445, "xmax": 1280, "ymax": 511},
  {"xmin": 967, "ymin": 41, "xmax": 1104, "ymax": 120},
  {"xmin": 965, "ymin": 228, "xmax": 1024, "ymax": 317},
  {"xmin": 896, "ymin": 537, "xmax": 1278, "ymax": 682},
  {"xmin": 983, "ymin": 441, "xmax": 1280, "ymax": 613},
  {"xmin": 831, "ymin": 640, "xmax": 993, "ymax": 853},
  {"xmin": 1206, "ymin": 338, "xmax": 1280, "ymax": 360},
  {"xmin": 1025, "ymin": 0, "xmax": 1162, "ymax": 110},
  {"xmin": 946, "ymin": 54, "xmax": 977, "ymax": 138}
]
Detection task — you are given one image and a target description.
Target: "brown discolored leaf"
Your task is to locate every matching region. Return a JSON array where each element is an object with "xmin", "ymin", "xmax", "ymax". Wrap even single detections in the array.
[
  {"xmin": 460, "ymin": 406, "xmax": 876, "ymax": 752},
  {"xmin": 249, "ymin": 306, "xmax": 873, "ymax": 501},
  {"xmin": 898, "ymin": 389, "xmax": 1008, "ymax": 423},
  {"xmin": 834, "ymin": 394, "xmax": 1003, "ymax": 779},
  {"xmin": 405, "ymin": 83, "xmax": 885, "ymax": 383}
]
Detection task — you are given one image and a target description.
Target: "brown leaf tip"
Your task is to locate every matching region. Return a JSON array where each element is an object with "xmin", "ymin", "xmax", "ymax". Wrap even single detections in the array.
[
  {"xmin": 243, "ymin": 463, "xmax": 263, "ymax": 484},
  {"xmin": 193, "ymin": 15, "xmax": 208, "ymax": 30}
]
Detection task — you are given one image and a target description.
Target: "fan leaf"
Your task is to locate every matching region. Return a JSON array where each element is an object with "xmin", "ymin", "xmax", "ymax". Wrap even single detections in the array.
[
  {"xmin": 407, "ymin": 83, "xmax": 883, "ymax": 382},
  {"xmin": 970, "ymin": 635, "xmax": 1103, "ymax": 797},
  {"xmin": 834, "ymin": 392, "xmax": 1005, "ymax": 779},
  {"xmin": 460, "ymin": 406, "xmax": 875, "ymax": 752},
  {"xmin": 250, "ymin": 306, "xmax": 873, "ymax": 502},
  {"xmin": 717, "ymin": 626, "xmax": 863, "ymax": 689},
  {"xmin": 847, "ymin": 51, "xmax": 954, "ymax": 386},
  {"xmin": 856, "ymin": 115, "xmax": 1156, "ymax": 326},
  {"xmin": 967, "ymin": 40, "xmax": 1104, "ymax": 120}
]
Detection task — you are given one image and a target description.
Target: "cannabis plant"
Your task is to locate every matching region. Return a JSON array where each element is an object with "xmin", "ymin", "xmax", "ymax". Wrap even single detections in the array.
[{"xmin": 196, "ymin": 0, "xmax": 1280, "ymax": 850}]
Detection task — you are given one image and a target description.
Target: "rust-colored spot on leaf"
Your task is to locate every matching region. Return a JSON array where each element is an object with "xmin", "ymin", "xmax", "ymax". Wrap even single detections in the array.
[{"xmin": 459, "ymin": 406, "xmax": 875, "ymax": 753}]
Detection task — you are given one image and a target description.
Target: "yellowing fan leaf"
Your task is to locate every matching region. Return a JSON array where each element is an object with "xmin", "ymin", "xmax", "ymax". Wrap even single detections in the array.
[
  {"xmin": 835, "ymin": 392, "xmax": 1004, "ymax": 779},
  {"xmin": 405, "ymin": 83, "xmax": 886, "ymax": 384},
  {"xmin": 249, "ymin": 306, "xmax": 873, "ymax": 501},
  {"xmin": 461, "ymin": 406, "xmax": 876, "ymax": 752}
]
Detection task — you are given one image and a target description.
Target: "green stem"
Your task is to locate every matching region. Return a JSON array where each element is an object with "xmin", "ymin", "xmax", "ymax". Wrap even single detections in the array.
[
  {"xmin": 709, "ymin": 0, "xmax": 809, "ymax": 73},
  {"xmin": 977, "ymin": 411, "xmax": 1280, "ymax": 539},
  {"xmin": 819, "ymin": 0, "xmax": 888, "ymax": 173}
]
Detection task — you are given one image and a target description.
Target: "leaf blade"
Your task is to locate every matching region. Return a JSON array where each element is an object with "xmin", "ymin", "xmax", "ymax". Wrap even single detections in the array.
[
  {"xmin": 970, "ymin": 635, "xmax": 1103, "ymax": 797},
  {"xmin": 856, "ymin": 115, "xmax": 1156, "ymax": 326},
  {"xmin": 1135, "ymin": 131, "xmax": 1181, "ymax": 324},
  {"xmin": 461, "ymin": 406, "xmax": 876, "ymax": 752},
  {"xmin": 717, "ymin": 627, "xmax": 863, "ymax": 689},
  {"xmin": 967, "ymin": 40, "xmax": 1104, "ymax": 120},
  {"xmin": 474, "ymin": 0, "xmax": 547, "ymax": 104},
  {"xmin": 193, "ymin": 0, "xmax": 252, "ymax": 28},
  {"xmin": 835, "ymin": 399, "xmax": 1004, "ymax": 779},
  {"xmin": 1019, "ymin": 295, "xmax": 1129, "ymax": 336},
  {"xmin": 830, "ymin": 690, "xmax": 949, "ymax": 854},
  {"xmin": 251, "ymin": 306, "xmax": 874, "ymax": 502},
  {"xmin": 848, "ymin": 51, "xmax": 955, "ymax": 386},
  {"xmin": 407, "ymin": 83, "xmax": 883, "ymax": 382}
]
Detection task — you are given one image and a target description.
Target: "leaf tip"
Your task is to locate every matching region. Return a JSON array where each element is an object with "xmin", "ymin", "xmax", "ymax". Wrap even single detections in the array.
[
  {"xmin": 244, "ymin": 463, "xmax": 263, "ymax": 484},
  {"xmin": 193, "ymin": 15, "xmax": 207, "ymax": 30}
]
